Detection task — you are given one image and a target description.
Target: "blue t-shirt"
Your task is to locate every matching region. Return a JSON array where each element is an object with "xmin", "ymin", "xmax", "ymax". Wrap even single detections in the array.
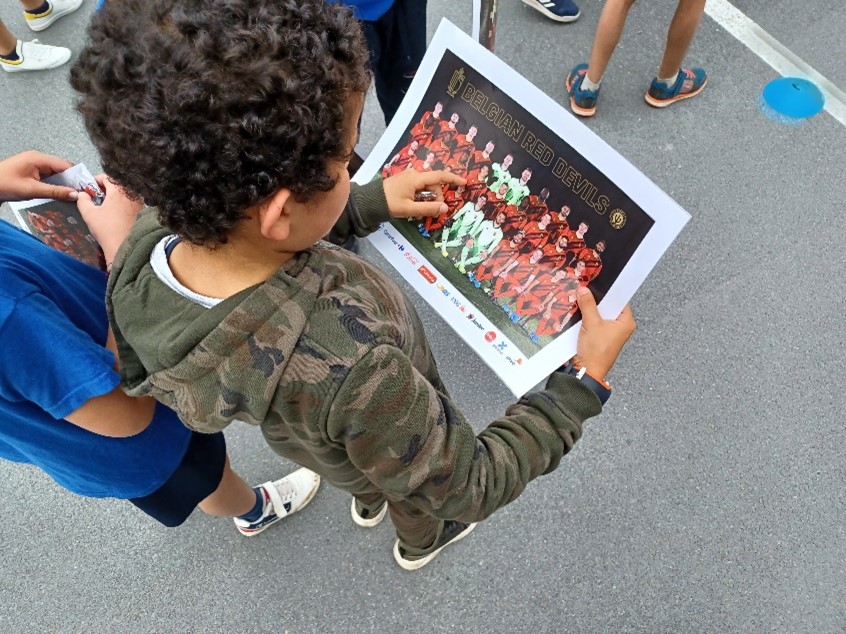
[
  {"xmin": 0, "ymin": 220, "xmax": 191, "ymax": 498},
  {"xmin": 333, "ymin": 0, "xmax": 394, "ymax": 21}
]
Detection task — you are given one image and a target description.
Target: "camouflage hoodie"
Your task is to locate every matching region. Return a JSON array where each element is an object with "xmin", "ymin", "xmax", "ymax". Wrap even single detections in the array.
[{"xmin": 108, "ymin": 181, "xmax": 603, "ymax": 522}]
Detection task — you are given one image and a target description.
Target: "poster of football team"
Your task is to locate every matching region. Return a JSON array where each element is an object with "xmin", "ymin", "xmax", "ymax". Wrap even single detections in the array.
[
  {"xmin": 358, "ymin": 20, "xmax": 690, "ymax": 396},
  {"xmin": 9, "ymin": 200, "xmax": 106, "ymax": 270}
]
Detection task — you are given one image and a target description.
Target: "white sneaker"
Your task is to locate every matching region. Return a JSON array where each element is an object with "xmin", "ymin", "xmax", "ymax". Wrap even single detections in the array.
[
  {"xmin": 0, "ymin": 40, "xmax": 71, "ymax": 73},
  {"xmin": 350, "ymin": 497, "xmax": 388, "ymax": 528},
  {"xmin": 233, "ymin": 468, "xmax": 320, "ymax": 537},
  {"xmin": 25, "ymin": 0, "xmax": 84, "ymax": 32}
]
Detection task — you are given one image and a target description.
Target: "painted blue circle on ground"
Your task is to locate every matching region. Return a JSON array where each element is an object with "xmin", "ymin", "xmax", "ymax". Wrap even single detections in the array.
[{"xmin": 762, "ymin": 77, "xmax": 825, "ymax": 119}]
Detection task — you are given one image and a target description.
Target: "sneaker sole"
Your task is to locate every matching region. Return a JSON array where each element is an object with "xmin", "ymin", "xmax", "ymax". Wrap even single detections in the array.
[
  {"xmin": 237, "ymin": 473, "xmax": 321, "ymax": 537},
  {"xmin": 644, "ymin": 79, "xmax": 707, "ymax": 108},
  {"xmin": 521, "ymin": 0, "xmax": 580, "ymax": 22},
  {"xmin": 569, "ymin": 96, "xmax": 596, "ymax": 117},
  {"xmin": 393, "ymin": 522, "xmax": 478, "ymax": 571},
  {"xmin": 26, "ymin": 0, "xmax": 84, "ymax": 31},
  {"xmin": 350, "ymin": 499, "xmax": 388, "ymax": 528}
]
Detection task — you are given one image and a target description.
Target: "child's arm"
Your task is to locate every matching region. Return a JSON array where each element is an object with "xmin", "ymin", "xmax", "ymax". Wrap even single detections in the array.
[
  {"xmin": 77, "ymin": 177, "xmax": 145, "ymax": 271},
  {"xmin": 64, "ymin": 390, "xmax": 156, "ymax": 437},
  {"xmin": 327, "ymin": 289, "xmax": 634, "ymax": 523}
]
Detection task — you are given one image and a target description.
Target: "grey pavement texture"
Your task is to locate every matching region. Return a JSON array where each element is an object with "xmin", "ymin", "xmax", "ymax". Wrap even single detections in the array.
[{"xmin": 1, "ymin": 1, "xmax": 845, "ymax": 633}]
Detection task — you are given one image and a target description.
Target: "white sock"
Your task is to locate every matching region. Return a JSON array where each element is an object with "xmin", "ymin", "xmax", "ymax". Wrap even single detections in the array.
[
  {"xmin": 657, "ymin": 71, "xmax": 679, "ymax": 86},
  {"xmin": 581, "ymin": 74, "xmax": 601, "ymax": 91}
]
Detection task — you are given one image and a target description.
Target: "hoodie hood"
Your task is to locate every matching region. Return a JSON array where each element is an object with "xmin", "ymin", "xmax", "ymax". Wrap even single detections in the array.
[{"xmin": 107, "ymin": 210, "xmax": 323, "ymax": 430}]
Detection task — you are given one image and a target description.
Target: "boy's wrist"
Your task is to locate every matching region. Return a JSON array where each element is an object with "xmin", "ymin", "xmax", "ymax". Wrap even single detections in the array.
[{"xmin": 561, "ymin": 358, "xmax": 612, "ymax": 404}]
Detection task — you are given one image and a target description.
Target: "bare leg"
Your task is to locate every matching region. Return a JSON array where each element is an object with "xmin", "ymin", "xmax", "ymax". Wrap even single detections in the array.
[
  {"xmin": 656, "ymin": 0, "xmax": 706, "ymax": 78},
  {"xmin": 197, "ymin": 455, "xmax": 257, "ymax": 517},
  {"xmin": 19, "ymin": 0, "xmax": 46, "ymax": 10},
  {"xmin": 0, "ymin": 19, "xmax": 18, "ymax": 55},
  {"xmin": 585, "ymin": 0, "xmax": 638, "ymax": 83}
]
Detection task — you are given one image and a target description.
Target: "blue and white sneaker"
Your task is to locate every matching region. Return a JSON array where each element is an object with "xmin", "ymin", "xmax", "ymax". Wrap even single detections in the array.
[
  {"xmin": 234, "ymin": 468, "xmax": 321, "ymax": 537},
  {"xmin": 645, "ymin": 67, "xmax": 707, "ymax": 108},
  {"xmin": 521, "ymin": 0, "xmax": 580, "ymax": 23},
  {"xmin": 566, "ymin": 63, "xmax": 599, "ymax": 117}
]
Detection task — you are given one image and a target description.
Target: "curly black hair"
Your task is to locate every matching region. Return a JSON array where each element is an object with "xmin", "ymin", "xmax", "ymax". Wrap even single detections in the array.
[{"xmin": 71, "ymin": 0, "xmax": 370, "ymax": 245}]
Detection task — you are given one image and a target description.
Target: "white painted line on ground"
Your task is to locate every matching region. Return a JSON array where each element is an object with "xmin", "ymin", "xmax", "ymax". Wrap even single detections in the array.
[{"xmin": 705, "ymin": 0, "xmax": 846, "ymax": 126}]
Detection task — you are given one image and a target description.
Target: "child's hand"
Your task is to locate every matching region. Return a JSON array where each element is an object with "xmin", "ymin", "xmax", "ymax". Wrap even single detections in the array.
[
  {"xmin": 78, "ymin": 175, "xmax": 145, "ymax": 270},
  {"xmin": 573, "ymin": 287, "xmax": 636, "ymax": 380},
  {"xmin": 0, "ymin": 151, "xmax": 78, "ymax": 202},
  {"xmin": 382, "ymin": 169, "xmax": 466, "ymax": 218}
]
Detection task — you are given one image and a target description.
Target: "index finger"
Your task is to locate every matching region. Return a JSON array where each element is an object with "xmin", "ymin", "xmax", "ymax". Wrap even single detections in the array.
[
  {"xmin": 25, "ymin": 151, "xmax": 75, "ymax": 177},
  {"xmin": 416, "ymin": 170, "xmax": 467, "ymax": 188}
]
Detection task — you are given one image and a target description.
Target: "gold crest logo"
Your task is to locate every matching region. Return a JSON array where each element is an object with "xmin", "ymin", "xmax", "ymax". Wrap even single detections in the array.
[
  {"xmin": 609, "ymin": 209, "xmax": 627, "ymax": 229},
  {"xmin": 447, "ymin": 68, "xmax": 465, "ymax": 98}
]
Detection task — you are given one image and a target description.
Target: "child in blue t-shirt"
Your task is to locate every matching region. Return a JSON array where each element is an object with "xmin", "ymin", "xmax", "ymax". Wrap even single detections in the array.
[{"xmin": 0, "ymin": 151, "xmax": 320, "ymax": 532}]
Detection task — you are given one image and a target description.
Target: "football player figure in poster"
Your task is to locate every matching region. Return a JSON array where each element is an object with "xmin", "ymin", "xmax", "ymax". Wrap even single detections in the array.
[
  {"xmin": 487, "ymin": 181, "xmax": 514, "ymax": 221},
  {"xmin": 514, "ymin": 268, "xmax": 579, "ymax": 325},
  {"xmin": 420, "ymin": 183, "xmax": 467, "ymax": 238},
  {"xmin": 413, "ymin": 150, "xmax": 439, "ymax": 172},
  {"xmin": 468, "ymin": 140, "xmax": 496, "ymax": 173},
  {"xmin": 429, "ymin": 129, "xmax": 456, "ymax": 165},
  {"xmin": 492, "ymin": 246, "xmax": 545, "ymax": 306},
  {"xmin": 433, "ymin": 111, "xmax": 461, "ymax": 142},
  {"xmin": 549, "ymin": 204, "xmax": 574, "ymax": 242},
  {"xmin": 521, "ymin": 210, "xmax": 555, "ymax": 253},
  {"xmin": 578, "ymin": 239, "xmax": 605, "ymax": 282},
  {"xmin": 436, "ymin": 193, "xmax": 487, "ymax": 257},
  {"xmin": 447, "ymin": 146, "xmax": 473, "ymax": 177},
  {"xmin": 504, "ymin": 167, "xmax": 532, "ymax": 208},
  {"xmin": 464, "ymin": 163, "xmax": 491, "ymax": 203},
  {"xmin": 540, "ymin": 232, "xmax": 574, "ymax": 270},
  {"xmin": 455, "ymin": 210, "xmax": 506, "ymax": 275},
  {"xmin": 525, "ymin": 187, "xmax": 551, "ymax": 218},
  {"xmin": 410, "ymin": 101, "xmax": 444, "ymax": 146},
  {"xmin": 499, "ymin": 196, "xmax": 531, "ymax": 240},
  {"xmin": 489, "ymin": 153, "xmax": 514, "ymax": 192},
  {"xmin": 453, "ymin": 124, "xmax": 477, "ymax": 161},
  {"xmin": 564, "ymin": 221, "xmax": 590, "ymax": 266},
  {"xmin": 382, "ymin": 139, "xmax": 420, "ymax": 177},
  {"xmin": 470, "ymin": 229, "xmax": 526, "ymax": 291},
  {"xmin": 534, "ymin": 287, "xmax": 581, "ymax": 339}
]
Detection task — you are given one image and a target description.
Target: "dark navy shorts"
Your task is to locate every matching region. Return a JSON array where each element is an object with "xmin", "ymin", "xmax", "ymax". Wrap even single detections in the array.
[{"xmin": 129, "ymin": 431, "xmax": 226, "ymax": 527}]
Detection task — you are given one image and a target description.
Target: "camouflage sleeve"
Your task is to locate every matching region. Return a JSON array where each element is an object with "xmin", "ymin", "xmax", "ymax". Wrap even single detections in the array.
[
  {"xmin": 326, "ymin": 344, "xmax": 603, "ymax": 523},
  {"xmin": 325, "ymin": 180, "xmax": 390, "ymax": 246}
]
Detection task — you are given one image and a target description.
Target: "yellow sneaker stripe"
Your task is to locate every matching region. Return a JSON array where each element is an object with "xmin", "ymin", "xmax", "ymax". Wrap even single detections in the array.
[
  {"xmin": 0, "ymin": 57, "xmax": 23, "ymax": 65},
  {"xmin": 25, "ymin": 7, "xmax": 53, "ymax": 20}
]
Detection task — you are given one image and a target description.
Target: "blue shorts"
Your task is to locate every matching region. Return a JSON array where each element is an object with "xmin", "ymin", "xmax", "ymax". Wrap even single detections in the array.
[{"xmin": 129, "ymin": 431, "xmax": 226, "ymax": 527}]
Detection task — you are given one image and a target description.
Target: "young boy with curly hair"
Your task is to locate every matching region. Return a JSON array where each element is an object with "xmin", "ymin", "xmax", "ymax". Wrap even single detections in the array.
[{"xmin": 72, "ymin": 0, "xmax": 635, "ymax": 570}]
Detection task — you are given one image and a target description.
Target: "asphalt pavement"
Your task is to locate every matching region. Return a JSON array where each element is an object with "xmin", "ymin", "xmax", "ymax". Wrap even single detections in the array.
[{"xmin": 1, "ymin": 1, "xmax": 845, "ymax": 632}]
